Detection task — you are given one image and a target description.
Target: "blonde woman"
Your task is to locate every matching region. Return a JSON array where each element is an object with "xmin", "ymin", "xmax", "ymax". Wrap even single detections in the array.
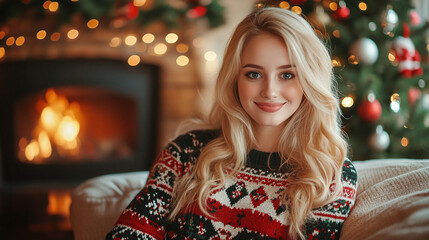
[{"xmin": 107, "ymin": 7, "xmax": 357, "ymax": 240}]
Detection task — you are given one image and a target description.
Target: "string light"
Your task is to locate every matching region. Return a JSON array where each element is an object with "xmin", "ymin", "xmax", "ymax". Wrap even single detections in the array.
[
  {"xmin": 358, "ymin": 2, "xmax": 367, "ymax": 11},
  {"xmin": 142, "ymin": 33, "xmax": 155, "ymax": 44},
  {"xmin": 165, "ymin": 33, "xmax": 178, "ymax": 44},
  {"xmin": 204, "ymin": 51, "xmax": 217, "ymax": 61},
  {"xmin": 128, "ymin": 55, "xmax": 140, "ymax": 66},
  {"xmin": 49, "ymin": 1, "xmax": 59, "ymax": 12},
  {"xmin": 43, "ymin": 1, "xmax": 51, "ymax": 9},
  {"xmin": 15, "ymin": 36, "xmax": 25, "ymax": 46},
  {"xmin": 390, "ymin": 93, "xmax": 400, "ymax": 113},
  {"xmin": 401, "ymin": 137, "xmax": 409, "ymax": 147},
  {"xmin": 348, "ymin": 55, "xmax": 359, "ymax": 64},
  {"xmin": 176, "ymin": 43, "xmax": 189, "ymax": 53},
  {"xmin": 176, "ymin": 55, "xmax": 189, "ymax": 66},
  {"xmin": 291, "ymin": 6, "xmax": 302, "ymax": 14},
  {"xmin": 341, "ymin": 96, "xmax": 354, "ymax": 108},
  {"xmin": 331, "ymin": 57, "xmax": 341, "ymax": 67},
  {"xmin": 109, "ymin": 37, "xmax": 121, "ymax": 47},
  {"xmin": 0, "ymin": 31, "xmax": 5, "ymax": 40},
  {"xmin": 37, "ymin": 30, "xmax": 47, "ymax": 39},
  {"xmin": 50, "ymin": 32, "xmax": 60, "ymax": 41},
  {"xmin": 329, "ymin": 2, "xmax": 338, "ymax": 11},
  {"xmin": 67, "ymin": 29, "xmax": 79, "ymax": 39},
  {"xmin": 125, "ymin": 35, "xmax": 137, "ymax": 46},
  {"xmin": 0, "ymin": 47, "xmax": 5, "ymax": 59},
  {"xmin": 154, "ymin": 43, "xmax": 167, "ymax": 55},
  {"xmin": 279, "ymin": 1, "xmax": 290, "ymax": 9},
  {"xmin": 332, "ymin": 30, "xmax": 341, "ymax": 38},
  {"xmin": 6, "ymin": 37, "xmax": 14, "ymax": 46},
  {"xmin": 133, "ymin": 0, "xmax": 146, "ymax": 7},
  {"xmin": 87, "ymin": 19, "xmax": 99, "ymax": 29}
]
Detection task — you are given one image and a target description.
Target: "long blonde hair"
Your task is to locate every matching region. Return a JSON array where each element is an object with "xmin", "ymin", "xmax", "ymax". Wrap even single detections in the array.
[{"xmin": 169, "ymin": 7, "xmax": 348, "ymax": 239}]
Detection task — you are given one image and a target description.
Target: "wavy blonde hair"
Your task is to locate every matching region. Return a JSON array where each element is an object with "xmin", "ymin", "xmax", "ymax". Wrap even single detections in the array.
[{"xmin": 169, "ymin": 7, "xmax": 348, "ymax": 239}]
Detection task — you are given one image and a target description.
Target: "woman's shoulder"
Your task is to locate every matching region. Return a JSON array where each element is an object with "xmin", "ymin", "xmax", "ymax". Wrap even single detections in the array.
[
  {"xmin": 167, "ymin": 129, "xmax": 221, "ymax": 154},
  {"xmin": 341, "ymin": 158, "xmax": 358, "ymax": 187}
]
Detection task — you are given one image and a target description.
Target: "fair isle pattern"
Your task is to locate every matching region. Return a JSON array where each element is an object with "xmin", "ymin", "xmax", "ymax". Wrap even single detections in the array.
[{"xmin": 106, "ymin": 130, "xmax": 358, "ymax": 240}]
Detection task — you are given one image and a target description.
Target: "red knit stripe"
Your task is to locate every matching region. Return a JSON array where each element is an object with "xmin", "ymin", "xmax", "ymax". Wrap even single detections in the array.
[
  {"xmin": 145, "ymin": 179, "xmax": 174, "ymax": 193},
  {"xmin": 187, "ymin": 201, "xmax": 288, "ymax": 238},
  {"xmin": 236, "ymin": 172, "xmax": 288, "ymax": 187},
  {"xmin": 313, "ymin": 211, "xmax": 347, "ymax": 221},
  {"xmin": 156, "ymin": 150, "xmax": 183, "ymax": 173},
  {"xmin": 117, "ymin": 210, "xmax": 164, "ymax": 239}
]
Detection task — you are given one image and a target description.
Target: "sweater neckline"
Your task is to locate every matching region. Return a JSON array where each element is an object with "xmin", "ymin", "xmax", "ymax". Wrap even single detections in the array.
[{"xmin": 246, "ymin": 149, "xmax": 288, "ymax": 171}]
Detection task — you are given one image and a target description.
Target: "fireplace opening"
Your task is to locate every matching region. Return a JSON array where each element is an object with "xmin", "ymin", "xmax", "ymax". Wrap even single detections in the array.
[{"xmin": 0, "ymin": 59, "xmax": 160, "ymax": 184}]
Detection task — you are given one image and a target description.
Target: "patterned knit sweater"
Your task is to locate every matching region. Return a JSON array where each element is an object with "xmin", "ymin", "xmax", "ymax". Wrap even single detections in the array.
[{"xmin": 106, "ymin": 130, "xmax": 358, "ymax": 240}]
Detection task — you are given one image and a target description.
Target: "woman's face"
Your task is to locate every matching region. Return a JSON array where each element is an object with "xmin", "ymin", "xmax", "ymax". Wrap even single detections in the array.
[{"xmin": 237, "ymin": 33, "xmax": 304, "ymax": 133}]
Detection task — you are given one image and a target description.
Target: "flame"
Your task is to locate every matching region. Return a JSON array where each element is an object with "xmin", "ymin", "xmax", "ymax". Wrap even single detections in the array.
[
  {"xmin": 21, "ymin": 88, "xmax": 81, "ymax": 162},
  {"xmin": 46, "ymin": 191, "xmax": 71, "ymax": 217}
]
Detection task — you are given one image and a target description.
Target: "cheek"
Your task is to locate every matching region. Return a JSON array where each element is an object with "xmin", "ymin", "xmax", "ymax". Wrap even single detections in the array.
[{"xmin": 237, "ymin": 80, "xmax": 256, "ymax": 103}]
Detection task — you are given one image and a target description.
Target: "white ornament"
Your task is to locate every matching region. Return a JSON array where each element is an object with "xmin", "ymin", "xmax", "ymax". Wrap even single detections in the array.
[
  {"xmin": 350, "ymin": 38, "xmax": 379, "ymax": 65},
  {"xmin": 369, "ymin": 125, "xmax": 390, "ymax": 151},
  {"xmin": 381, "ymin": 8, "xmax": 398, "ymax": 33}
]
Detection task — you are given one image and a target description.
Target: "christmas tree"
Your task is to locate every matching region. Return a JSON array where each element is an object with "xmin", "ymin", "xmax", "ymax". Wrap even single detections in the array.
[{"xmin": 256, "ymin": 0, "xmax": 429, "ymax": 159}]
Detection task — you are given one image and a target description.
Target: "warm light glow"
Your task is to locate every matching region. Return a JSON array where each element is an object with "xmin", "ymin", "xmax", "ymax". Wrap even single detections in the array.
[
  {"xmin": 135, "ymin": 43, "xmax": 147, "ymax": 52},
  {"xmin": 49, "ymin": 1, "xmax": 59, "ymax": 12},
  {"xmin": 154, "ymin": 43, "xmax": 167, "ymax": 55},
  {"xmin": 51, "ymin": 32, "xmax": 60, "ymax": 41},
  {"xmin": 38, "ymin": 131, "xmax": 52, "ymax": 158},
  {"xmin": 348, "ymin": 55, "xmax": 359, "ymax": 65},
  {"xmin": 331, "ymin": 57, "xmax": 341, "ymax": 67},
  {"xmin": 279, "ymin": 1, "xmax": 290, "ymax": 9},
  {"xmin": 109, "ymin": 37, "xmax": 121, "ymax": 47},
  {"xmin": 390, "ymin": 93, "xmax": 400, "ymax": 102},
  {"xmin": 388, "ymin": 54, "xmax": 396, "ymax": 63},
  {"xmin": 43, "ymin": 1, "xmax": 51, "ymax": 9},
  {"xmin": 401, "ymin": 137, "xmax": 409, "ymax": 147},
  {"xmin": 67, "ymin": 29, "xmax": 79, "ymax": 39},
  {"xmin": 0, "ymin": 47, "xmax": 5, "ymax": 59},
  {"xmin": 41, "ymin": 106, "xmax": 61, "ymax": 133},
  {"xmin": 56, "ymin": 116, "xmax": 80, "ymax": 142},
  {"xmin": 165, "ymin": 33, "xmax": 178, "ymax": 44},
  {"xmin": 329, "ymin": 2, "xmax": 338, "ymax": 11},
  {"xmin": 25, "ymin": 140, "xmax": 40, "ymax": 161},
  {"xmin": 125, "ymin": 35, "xmax": 137, "ymax": 46},
  {"xmin": 6, "ymin": 36, "xmax": 14, "ymax": 46},
  {"xmin": 46, "ymin": 88, "xmax": 58, "ymax": 104},
  {"xmin": 47, "ymin": 191, "xmax": 72, "ymax": 217},
  {"xmin": 176, "ymin": 55, "xmax": 189, "ymax": 66},
  {"xmin": 37, "ymin": 30, "xmax": 47, "ymax": 39},
  {"xmin": 291, "ymin": 6, "xmax": 302, "ymax": 14},
  {"xmin": 204, "ymin": 51, "xmax": 217, "ymax": 61},
  {"xmin": 128, "ymin": 55, "xmax": 140, "ymax": 66},
  {"xmin": 15, "ymin": 36, "xmax": 25, "ymax": 46},
  {"xmin": 192, "ymin": 37, "xmax": 204, "ymax": 48},
  {"xmin": 359, "ymin": 2, "xmax": 367, "ymax": 11},
  {"xmin": 341, "ymin": 97, "xmax": 354, "ymax": 108},
  {"xmin": 0, "ymin": 31, "xmax": 5, "ymax": 40},
  {"xmin": 142, "ymin": 33, "xmax": 155, "ymax": 43},
  {"xmin": 133, "ymin": 0, "xmax": 146, "ymax": 7},
  {"xmin": 333, "ymin": 30, "xmax": 341, "ymax": 38},
  {"xmin": 176, "ymin": 43, "xmax": 189, "ymax": 53},
  {"xmin": 87, "ymin": 19, "xmax": 99, "ymax": 29}
]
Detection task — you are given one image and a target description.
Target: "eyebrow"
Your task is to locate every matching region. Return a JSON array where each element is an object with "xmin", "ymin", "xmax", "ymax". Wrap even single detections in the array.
[{"xmin": 242, "ymin": 64, "xmax": 294, "ymax": 69}]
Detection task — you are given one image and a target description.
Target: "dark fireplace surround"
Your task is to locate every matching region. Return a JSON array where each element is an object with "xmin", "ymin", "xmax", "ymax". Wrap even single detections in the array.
[{"xmin": 0, "ymin": 58, "xmax": 160, "ymax": 184}]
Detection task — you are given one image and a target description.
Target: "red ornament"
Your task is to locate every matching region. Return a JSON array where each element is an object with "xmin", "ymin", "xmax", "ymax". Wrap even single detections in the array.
[
  {"xmin": 127, "ymin": 2, "xmax": 140, "ymax": 20},
  {"xmin": 408, "ymin": 87, "xmax": 421, "ymax": 106},
  {"xmin": 187, "ymin": 6, "xmax": 207, "ymax": 18},
  {"xmin": 358, "ymin": 99, "xmax": 382, "ymax": 123}
]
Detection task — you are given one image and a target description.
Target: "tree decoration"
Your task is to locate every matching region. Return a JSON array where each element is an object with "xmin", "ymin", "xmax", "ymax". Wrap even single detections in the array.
[
  {"xmin": 369, "ymin": 125, "xmax": 390, "ymax": 151},
  {"xmin": 380, "ymin": 6, "xmax": 398, "ymax": 33},
  {"xmin": 332, "ymin": 1, "xmax": 350, "ymax": 21},
  {"xmin": 391, "ymin": 24, "xmax": 423, "ymax": 78},
  {"xmin": 349, "ymin": 38, "xmax": 379, "ymax": 65},
  {"xmin": 408, "ymin": 87, "xmax": 421, "ymax": 107},
  {"xmin": 409, "ymin": 9, "xmax": 421, "ymax": 26},
  {"xmin": 358, "ymin": 94, "xmax": 382, "ymax": 123}
]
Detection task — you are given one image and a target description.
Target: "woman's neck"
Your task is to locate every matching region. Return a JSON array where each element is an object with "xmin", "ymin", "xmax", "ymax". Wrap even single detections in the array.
[{"xmin": 253, "ymin": 124, "xmax": 284, "ymax": 153}]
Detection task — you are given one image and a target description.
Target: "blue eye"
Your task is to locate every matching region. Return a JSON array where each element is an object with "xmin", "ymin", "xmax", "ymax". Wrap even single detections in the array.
[
  {"xmin": 281, "ymin": 72, "xmax": 294, "ymax": 79},
  {"xmin": 245, "ymin": 72, "xmax": 261, "ymax": 79}
]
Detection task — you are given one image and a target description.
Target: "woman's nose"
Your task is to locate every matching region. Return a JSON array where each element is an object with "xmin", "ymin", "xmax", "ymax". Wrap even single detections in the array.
[{"xmin": 261, "ymin": 78, "xmax": 278, "ymax": 99}]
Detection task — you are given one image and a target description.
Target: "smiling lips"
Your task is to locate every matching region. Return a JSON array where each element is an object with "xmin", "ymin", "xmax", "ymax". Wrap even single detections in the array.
[{"xmin": 255, "ymin": 102, "xmax": 286, "ymax": 112}]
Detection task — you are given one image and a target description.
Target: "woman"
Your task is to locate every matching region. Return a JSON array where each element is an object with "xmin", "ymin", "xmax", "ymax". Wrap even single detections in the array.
[{"xmin": 107, "ymin": 7, "xmax": 357, "ymax": 240}]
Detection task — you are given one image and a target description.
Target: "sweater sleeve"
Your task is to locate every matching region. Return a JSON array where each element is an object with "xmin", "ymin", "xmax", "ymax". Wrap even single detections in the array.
[
  {"xmin": 106, "ymin": 130, "xmax": 218, "ymax": 240},
  {"xmin": 305, "ymin": 158, "xmax": 358, "ymax": 240}
]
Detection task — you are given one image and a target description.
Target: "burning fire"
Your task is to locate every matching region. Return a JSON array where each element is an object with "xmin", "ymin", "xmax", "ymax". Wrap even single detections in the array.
[{"xmin": 19, "ymin": 88, "xmax": 81, "ymax": 162}]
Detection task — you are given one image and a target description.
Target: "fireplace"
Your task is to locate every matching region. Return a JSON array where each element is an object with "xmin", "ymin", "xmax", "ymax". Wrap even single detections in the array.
[
  {"xmin": 0, "ymin": 58, "xmax": 160, "ymax": 183},
  {"xmin": 0, "ymin": 59, "xmax": 159, "ymax": 239}
]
